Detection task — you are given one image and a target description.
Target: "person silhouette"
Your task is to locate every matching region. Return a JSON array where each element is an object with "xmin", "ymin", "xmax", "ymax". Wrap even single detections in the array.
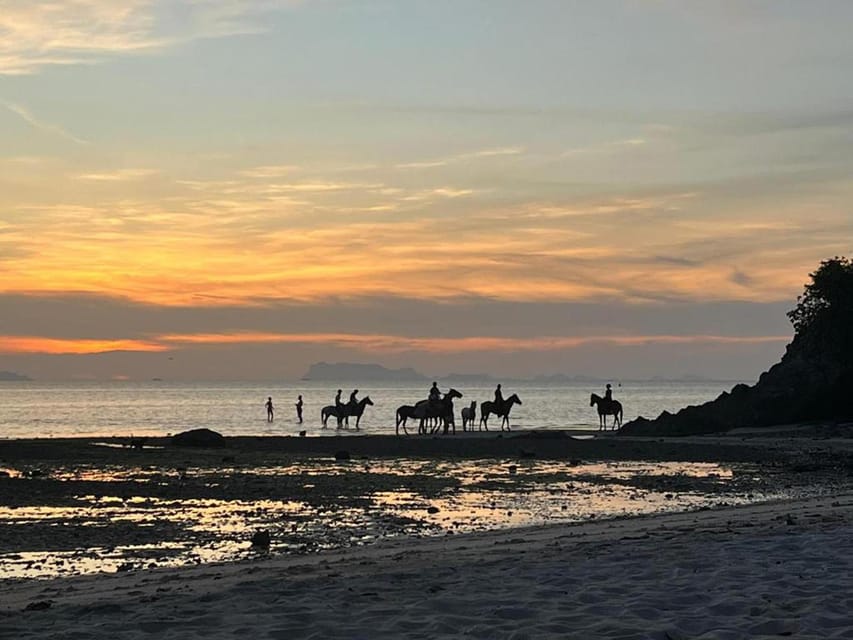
[
  {"xmin": 428, "ymin": 382, "xmax": 441, "ymax": 403},
  {"xmin": 335, "ymin": 389, "xmax": 342, "ymax": 409},
  {"xmin": 494, "ymin": 383, "xmax": 504, "ymax": 407},
  {"xmin": 295, "ymin": 395, "xmax": 303, "ymax": 423},
  {"xmin": 349, "ymin": 389, "xmax": 359, "ymax": 408},
  {"xmin": 265, "ymin": 396, "xmax": 274, "ymax": 422},
  {"xmin": 604, "ymin": 383, "xmax": 613, "ymax": 404}
]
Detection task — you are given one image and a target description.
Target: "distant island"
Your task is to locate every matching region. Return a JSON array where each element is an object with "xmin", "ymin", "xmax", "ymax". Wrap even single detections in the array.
[
  {"xmin": 300, "ymin": 363, "xmax": 736, "ymax": 385},
  {"xmin": 302, "ymin": 362, "xmax": 428, "ymax": 382},
  {"xmin": 0, "ymin": 371, "xmax": 32, "ymax": 381}
]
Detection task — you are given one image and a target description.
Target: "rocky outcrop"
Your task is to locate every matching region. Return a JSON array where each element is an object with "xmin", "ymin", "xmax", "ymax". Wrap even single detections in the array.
[
  {"xmin": 622, "ymin": 259, "xmax": 853, "ymax": 436},
  {"xmin": 171, "ymin": 428, "xmax": 226, "ymax": 447}
]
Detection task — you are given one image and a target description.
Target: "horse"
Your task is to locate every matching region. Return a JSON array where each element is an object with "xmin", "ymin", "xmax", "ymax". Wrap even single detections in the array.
[
  {"xmin": 461, "ymin": 401, "xmax": 477, "ymax": 430},
  {"xmin": 414, "ymin": 388, "xmax": 463, "ymax": 435},
  {"xmin": 479, "ymin": 393, "xmax": 522, "ymax": 431},
  {"xmin": 322, "ymin": 396, "xmax": 374, "ymax": 429},
  {"xmin": 590, "ymin": 393, "xmax": 622, "ymax": 430},
  {"xmin": 396, "ymin": 404, "xmax": 417, "ymax": 435}
]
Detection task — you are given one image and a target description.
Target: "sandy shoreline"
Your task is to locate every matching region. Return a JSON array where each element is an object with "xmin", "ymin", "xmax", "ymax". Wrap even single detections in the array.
[
  {"xmin": 2, "ymin": 491, "xmax": 853, "ymax": 638},
  {"xmin": 3, "ymin": 431, "xmax": 853, "ymax": 637}
]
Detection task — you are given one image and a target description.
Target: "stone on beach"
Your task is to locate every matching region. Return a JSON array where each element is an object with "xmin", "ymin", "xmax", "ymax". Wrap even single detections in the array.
[{"xmin": 171, "ymin": 429, "xmax": 226, "ymax": 448}]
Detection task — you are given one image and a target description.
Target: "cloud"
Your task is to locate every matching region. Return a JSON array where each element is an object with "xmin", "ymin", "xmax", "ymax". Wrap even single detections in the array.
[
  {"xmin": 2, "ymin": 101, "xmax": 89, "ymax": 144},
  {"xmin": 396, "ymin": 147, "xmax": 524, "ymax": 169},
  {"xmin": 76, "ymin": 168, "xmax": 158, "ymax": 181},
  {"xmin": 0, "ymin": 0, "xmax": 302, "ymax": 76},
  {"xmin": 560, "ymin": 137, "xmax": 647, "ymax": 157},
  {"xmin": 0, "ymin": 337, "xmax": 167, "ymax": 355},
  {"xmin": 0, "ymin": 331, "xmax": 789, "ymax": 356}
]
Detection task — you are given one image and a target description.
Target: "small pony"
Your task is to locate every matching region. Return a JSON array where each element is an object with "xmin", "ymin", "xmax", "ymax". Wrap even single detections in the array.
[{"xmin": 461, "ymin": 401, "xmax": 477, "ymax": 430}]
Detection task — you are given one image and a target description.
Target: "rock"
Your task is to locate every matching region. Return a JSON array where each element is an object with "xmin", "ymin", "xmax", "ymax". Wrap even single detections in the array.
[
  {"xmin": 171, "ymin": 428, "xmax": 226, "ymax": 448},
  {"xmin": 298, "ymin": 430, "xmax": 307, "ymax": 437},
  {"xmin": 334, "ymin": 450, "xmax": 351, "ymax": 461},
  {"xmin": 427, "ymin": 506, "xmax": 440, "ymax": 514},
  {"xmin": 24, "ymin": 600, "xmax": 52, "ymax": 611},
  {"xmin": 508, "ymin": 465, "xmax": 517, "ymax": 474},
  {"xmin": 622, "ymin": 260, "xmax": 853, "ymax": 436},
  {"xmin": 251, "ymin": 531, "xmax": 271, "ymax": 548}
]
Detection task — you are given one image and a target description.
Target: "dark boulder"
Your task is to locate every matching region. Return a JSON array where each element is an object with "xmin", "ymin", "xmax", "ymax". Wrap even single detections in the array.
[
  {"xmin": 171, "ymin": 428, "xmax": 226, "ymax": 448},
  {"xmin": 251, "ymin": 531, "xmax": 271, "ymax": 549}
]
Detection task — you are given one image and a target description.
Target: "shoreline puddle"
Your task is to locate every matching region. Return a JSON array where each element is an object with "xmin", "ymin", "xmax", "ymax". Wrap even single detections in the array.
[{"xmin": 0, "ymin": 458, "xmax": 836, "ymax": 580}]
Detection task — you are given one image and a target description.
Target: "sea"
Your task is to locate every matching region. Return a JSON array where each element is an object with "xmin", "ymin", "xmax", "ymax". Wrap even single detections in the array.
[{"xmin": 0, "ymin": 379, "xmax": 745, "ymax": 439}]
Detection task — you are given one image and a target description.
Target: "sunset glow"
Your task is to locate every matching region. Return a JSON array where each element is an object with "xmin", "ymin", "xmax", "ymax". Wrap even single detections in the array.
[{"xmin": 2, "ymin": 1, "xmax": 851, "ymax": 380}]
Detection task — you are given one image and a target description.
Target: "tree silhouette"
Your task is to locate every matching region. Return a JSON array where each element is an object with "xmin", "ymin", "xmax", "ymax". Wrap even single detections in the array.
[{"xmin": 787, "ymin": 256, "xmax": 853, "ymax": 347}]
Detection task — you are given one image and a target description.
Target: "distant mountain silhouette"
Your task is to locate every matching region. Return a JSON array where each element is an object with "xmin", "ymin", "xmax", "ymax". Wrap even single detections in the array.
[
  {"xmin": 441, "ymin": 373, "xmax": 498, "ymax": 383},
  {"xmin": 302, "ymin": 362, "xmax": 427, "ymax": 382},
  {"xmin": 0, "ymin": 371, "xmax": 31, "ymax": 381},
  {"xmin": 531, "ymin": 373, "xmax": 606, "ymax": 384}
]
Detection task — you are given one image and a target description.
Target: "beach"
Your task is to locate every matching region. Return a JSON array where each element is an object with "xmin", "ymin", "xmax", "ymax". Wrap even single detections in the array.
[
  {"xmin": 2, "ymin": 429, "xmax": 853, "ymax": 638},
  {"xmin": 3, "ymin": 491, "xmax": 853, "ymax": 639}
]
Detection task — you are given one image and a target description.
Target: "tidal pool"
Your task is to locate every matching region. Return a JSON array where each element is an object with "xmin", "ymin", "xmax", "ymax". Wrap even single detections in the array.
[{"xmin": 0, "ymin": 458, "xmax": 817, "ymax": 579}]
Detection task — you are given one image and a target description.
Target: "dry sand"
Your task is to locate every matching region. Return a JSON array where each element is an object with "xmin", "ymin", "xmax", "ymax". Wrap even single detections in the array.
[{"xmin": 3, "ymin": 491, "xmax": 853, "ymax": 639}]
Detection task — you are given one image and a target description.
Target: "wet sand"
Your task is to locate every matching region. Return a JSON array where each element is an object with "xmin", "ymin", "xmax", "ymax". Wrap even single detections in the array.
[
  {"xmin": 3, "ymin": 493, "xmax": 853, "ymax": 638},
  {"xmin": 2, "ymin": 429, "xmax": 853, "ymax": 637}
]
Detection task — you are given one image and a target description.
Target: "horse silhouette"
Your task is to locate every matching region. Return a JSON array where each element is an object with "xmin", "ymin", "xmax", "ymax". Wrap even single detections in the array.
[
  {"xmin": 590, "ymin": 393, "xmax": 622, "ymax": 430},
  {"xmin": 321, "ymin": 396, "xmax": 374, "ymax": 430},
  {"xmin": 396, "ymin": 404, "xmax": 417, "ymax": 435},
  {"xmin": 461, "ymin": 401, "xmax": 477, "ymax": 430},
  {"xmin": 479, "ymin": 393, "xmax": 522, "ymax": 431},
  {"xmin": 414, "ymin": 388, "xmax": 463, "ymax": 435}
]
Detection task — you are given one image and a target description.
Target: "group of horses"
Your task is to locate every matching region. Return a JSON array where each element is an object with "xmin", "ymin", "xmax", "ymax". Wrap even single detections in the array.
[
  {"xmin": 318, "ymin": 389, "xmax": 624, "ymax": 434},
  {"xmin": 394, "ymin": 389, "xmax": 523, "ymax": 436}
]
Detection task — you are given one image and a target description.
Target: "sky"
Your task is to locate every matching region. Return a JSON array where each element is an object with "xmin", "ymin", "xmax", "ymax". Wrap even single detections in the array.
[{"xmin": 1, "ymin": 0, "xmax": 852, "ymax": 381}]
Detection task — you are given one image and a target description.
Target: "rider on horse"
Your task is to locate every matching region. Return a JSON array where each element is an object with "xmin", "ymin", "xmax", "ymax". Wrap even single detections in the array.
[
  {"xmin": 349, "ymin": 389, "xmax": 359, "ymax": 410},
  {"xmin": 494, "ymin": 384, "xmax": 503, "ymax": 410},
  {"xmin": 427, "ymin": 382, "xmax": 443, "ymax": 410}
]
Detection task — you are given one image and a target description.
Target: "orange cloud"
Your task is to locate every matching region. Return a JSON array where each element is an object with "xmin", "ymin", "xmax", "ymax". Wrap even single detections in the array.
[
  {"xmin": 157, "ymin": 332, "xmax": 789, "ymax": 353},
  {"xmin": 0, "ymin": 337, "xmax": 169, "ymax": 355},
  {"xmin": 0, "ymin": 331, "xmax": 791, "ymax": 356}
]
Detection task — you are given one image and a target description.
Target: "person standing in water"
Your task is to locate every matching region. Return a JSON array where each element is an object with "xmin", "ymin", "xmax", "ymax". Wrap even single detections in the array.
[
  {"xmin": 295, "ymin": 395, "xmax": 303, "ymax": 423},
  {"xmin": 265, "ymin": 396, "xmax": 274, "ymax": 422}
]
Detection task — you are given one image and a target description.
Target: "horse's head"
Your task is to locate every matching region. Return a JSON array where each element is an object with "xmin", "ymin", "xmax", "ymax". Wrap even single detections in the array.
[
  {"xmin": 362, "ymin": 396, "xmax": 374, "ymax": 406},
  {"xmin": 470, "ymin": 401, "xmax": 477, "ymax": 409},
  {"xmin": 447, "ymin": 388, "xmax": 463, "ymax": 400},
  {"xmin": 590, "ymin": 393, "xmax": 599, "ymax": 406},
  {"xmin": 508, "ymin": 393, "xmax": 522, "ymax": 405}
]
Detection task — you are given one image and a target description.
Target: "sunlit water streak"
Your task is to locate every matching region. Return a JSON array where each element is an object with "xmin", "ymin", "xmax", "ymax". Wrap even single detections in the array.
[
  {"xmin": 0, "ymin": 458, "xmax": 811, "ymax": 580},
  {"xmin": 0, "ymin": 380, "xmax": 745, "ymax": 438}
]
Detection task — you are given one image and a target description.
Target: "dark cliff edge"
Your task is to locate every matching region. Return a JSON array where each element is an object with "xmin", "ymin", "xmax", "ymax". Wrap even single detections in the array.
[{"xmin": 622, "ymin": 258, "xmax": 853, "ymax": 436}]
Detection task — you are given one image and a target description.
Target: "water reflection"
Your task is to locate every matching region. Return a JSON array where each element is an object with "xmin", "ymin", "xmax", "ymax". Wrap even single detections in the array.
[{"xmin": 0, "ymin": 458, "xmax": 790, "ymax": 580}]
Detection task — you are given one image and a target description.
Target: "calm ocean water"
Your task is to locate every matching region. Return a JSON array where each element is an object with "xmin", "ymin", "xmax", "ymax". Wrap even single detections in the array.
[{"xmin": 0, "ymin": 380, "xmax": 745, "ymax": 439}]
